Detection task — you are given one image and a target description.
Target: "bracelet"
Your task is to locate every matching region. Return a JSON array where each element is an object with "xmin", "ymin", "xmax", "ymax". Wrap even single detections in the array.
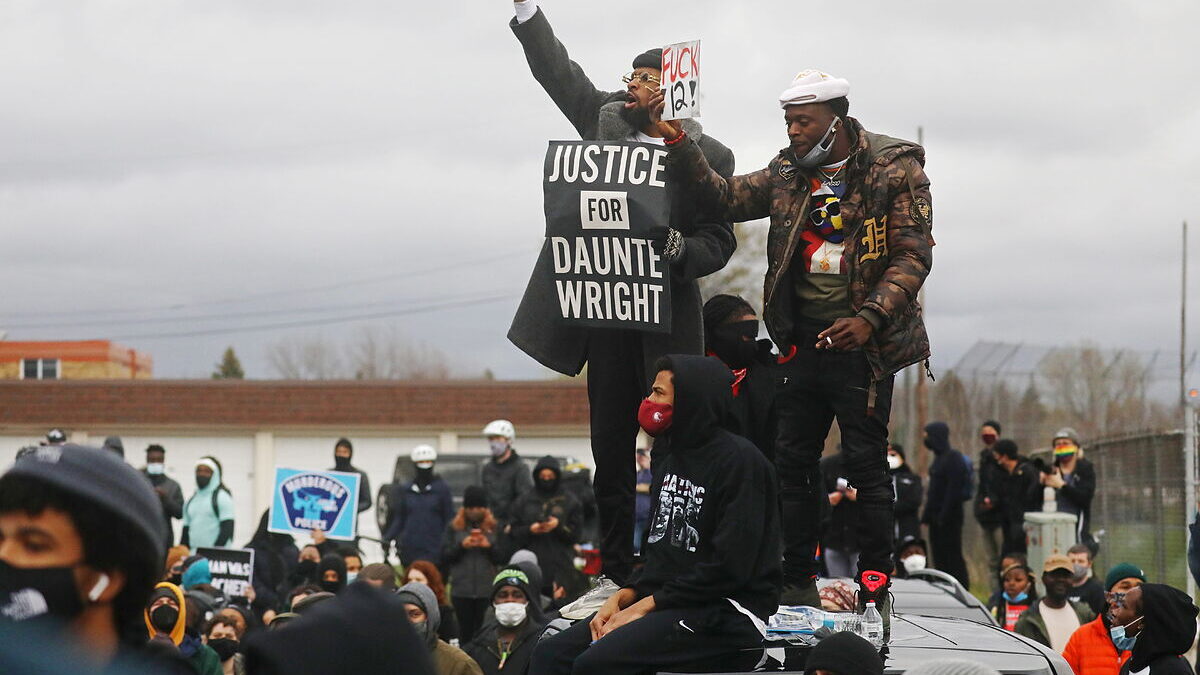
[{"xmin": 663, "ymin": 130, "xmax": 687, "ymax": 146}]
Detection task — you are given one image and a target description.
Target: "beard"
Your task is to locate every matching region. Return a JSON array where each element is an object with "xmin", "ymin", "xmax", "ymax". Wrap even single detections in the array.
[{"xmin": 619, "ymin": 103, "xmax": 652, "ymax": 132}]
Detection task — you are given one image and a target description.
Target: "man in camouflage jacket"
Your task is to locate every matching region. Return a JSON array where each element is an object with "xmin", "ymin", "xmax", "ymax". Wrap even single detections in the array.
[{"xmin": 650, "ymin": 70, "xmax": 934, "ymax": 620}]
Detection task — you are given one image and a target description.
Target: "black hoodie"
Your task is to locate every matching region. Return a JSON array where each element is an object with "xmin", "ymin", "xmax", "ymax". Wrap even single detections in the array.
[
  {"xmin": 1122, "ymin": 583, "xmax": 1198, "ymax": 675},
  {"xmin": 316, "ymin": 553, "xmax": 346, "ymax": 594},
  {"xmin": 921, "ymin": 421, "xmax": 969, "ymax": 526},
  {"xmin": 508, "ymin": 455, "xmax": 582, "ymax": 595},
  {"xmin": 633, "ymin": 354, "xmax": 782, "ymax": 621}
]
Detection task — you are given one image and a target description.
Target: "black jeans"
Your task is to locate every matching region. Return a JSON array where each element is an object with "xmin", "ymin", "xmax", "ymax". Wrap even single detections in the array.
[
  {"xmin": 930, "ymin": 506, "xmax": 969, "ymax": 588},
  {"xmin": 529, "ymin": 607, "xmax": 763, "ymax": 675},
  {"xmin": 586, "ymin": 330, "xmax": 645, "ymax": 584},
  {"xmin": 775, "ymin": 346, "xmax": 895, "ymax": 584}
]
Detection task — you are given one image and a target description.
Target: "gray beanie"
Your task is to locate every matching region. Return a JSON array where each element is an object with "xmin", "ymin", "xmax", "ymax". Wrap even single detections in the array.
[
  {"xmin": 3, "ymin": 444, "xmax": 164, "ymax": 559},
  {"xmin": 396, "ymin": 581, "xmax": 440, "ymax": 649},
  {"xmin": 905, "ymin": 660, "xmax": 1001, "ymax": 675}
]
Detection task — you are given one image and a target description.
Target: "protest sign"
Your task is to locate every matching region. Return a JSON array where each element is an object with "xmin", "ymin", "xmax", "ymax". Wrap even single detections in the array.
[
  {"xmin": 661, "ymin": 40, "xmax": 701, "ymax": 121},
  {"xmin": 268, "ymin": 467, "xmax": 361, "ymax": 541},
  {"xmin": 540, "ymin": 140, "xmax": 672, "ymax": 333},
  {"xmin": 196, "ymin": 547, "xmax": 255, "ymax": 597}
]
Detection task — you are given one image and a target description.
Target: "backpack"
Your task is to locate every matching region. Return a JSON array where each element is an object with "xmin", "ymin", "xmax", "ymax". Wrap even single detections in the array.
[{"xmin": 960, "ymin": 453, "xmax": 975, "ymax": 502}]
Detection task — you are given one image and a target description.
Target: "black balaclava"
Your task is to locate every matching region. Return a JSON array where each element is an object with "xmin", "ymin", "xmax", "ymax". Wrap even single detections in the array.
[
  {"xmin": 709, "ymin": 321, "xmax": 758, "ymax": 369},
  {"xmin": 533, "ymin": 456, "xmax": 561, "ymax": 495},
  {"xmin": 333, "ymin": 439, "xmax": 353, "ymax": 472},
  {"xmin": 317, "ymin": 554, "xmax": 347, "ymax": 594},
  {"xmin": 414, "ymin": 466, "xmax": 434, "ymax": 489}
]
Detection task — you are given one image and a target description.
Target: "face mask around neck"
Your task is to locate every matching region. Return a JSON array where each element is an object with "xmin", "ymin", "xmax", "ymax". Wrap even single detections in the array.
[{"xmin": 794, "ymin": 117, "xmax": 840, "ymax": 168}]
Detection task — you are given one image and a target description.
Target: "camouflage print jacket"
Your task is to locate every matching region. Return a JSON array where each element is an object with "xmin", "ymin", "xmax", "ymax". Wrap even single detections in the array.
[{"xmin": 666, "ymin": 117, "xmax": 934, "ymax": 381}]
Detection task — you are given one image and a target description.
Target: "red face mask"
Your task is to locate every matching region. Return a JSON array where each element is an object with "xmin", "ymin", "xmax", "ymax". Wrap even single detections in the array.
[
  {"xmin": 638, "ymin": 399, "xmax": 673, "ymax": 436},
  {"xmin": 982, "ymin": 433, "xmax": 997, "ymax": 446}
]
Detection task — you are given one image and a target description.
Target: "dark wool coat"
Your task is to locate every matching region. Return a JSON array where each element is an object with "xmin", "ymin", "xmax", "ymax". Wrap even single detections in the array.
[{"xmin": 507, "ymin": 7, "xmax": 736, "ymax": 381}]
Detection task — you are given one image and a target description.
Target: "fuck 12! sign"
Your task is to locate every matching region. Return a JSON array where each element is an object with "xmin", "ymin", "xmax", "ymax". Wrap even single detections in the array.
[
  {"xmin": 661, "ymin": 40, "xmax": 700, "ymax": 121},
  {"xmin": 542, "ymin": 140, "xmax": 672, "ymax": 333}
]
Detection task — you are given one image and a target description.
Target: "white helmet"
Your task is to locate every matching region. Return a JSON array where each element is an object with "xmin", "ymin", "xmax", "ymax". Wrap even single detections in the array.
[
  {"xmin": 482, "ymin": 419, "xmax": 516, "ymax": 441},
  {"xmin": 411, "ymin": 444, "xmax": 438, "ymax": 463}
]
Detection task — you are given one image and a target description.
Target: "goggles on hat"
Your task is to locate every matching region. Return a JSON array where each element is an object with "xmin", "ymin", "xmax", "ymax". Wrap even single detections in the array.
[
  {"xmin": 493, "ymin": 568, "xmax": 529, "ymax": 586},
  {"xmin": 622, "ymin": 71, "xmax": 661, "ymax": 86}
]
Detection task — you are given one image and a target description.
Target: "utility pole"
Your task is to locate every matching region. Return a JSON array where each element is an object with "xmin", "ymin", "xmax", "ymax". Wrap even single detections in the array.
[
  {"xmin": 1183, "ymin": 221, "xmax": 1189, "ymax": 413},
  {"xmin": 914, "ymin": 125, "xmax": 930, "ymax": 475}
]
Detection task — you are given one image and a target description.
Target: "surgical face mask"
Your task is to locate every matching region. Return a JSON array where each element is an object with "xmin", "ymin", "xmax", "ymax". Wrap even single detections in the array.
[
  {"xmin": 489, "ymin": 439, "xmax": 509, "ymax": 457},
  {"xmin": 150, "ymin": 604, "xmax": 180, "ymax": 632},
  {"xmin": 794, "ymin": 117, "xmax": 840, "ymax": 168},
  {"xmin": 901, "ymin": 555, "xmax": 926, "ymax": 574},
  {"xmin": 1003, "ymin": 590, "xmax": 1030, "ymax": 604},
  {"xmin": 0, "ymin": 560, "xmax": 102, "ymax": 623},
  {"xmin": 346, "ymin": 572, "xmax": 358, "ymax": 584},
  {"xmin": 1072, "ymin": 564, "xmax": 1090, "ymax": 581},
  {"xmin": 494, "ymin": 601, "xmax": 527, "ymax": 627},
  {"xmin": 887, "ymin": 454, "xmax": 902, "ymax": 470},
  {"xmin": 1110, "ymin": 617, "xmax": 1142, "ymax": 651},
  {"xmin": 146, "ymin": 463, "xmax": 165, "ymax": 475},
  {"xmin": 415, "ymin": 461, "xmax": 434, "ymax": 470}
]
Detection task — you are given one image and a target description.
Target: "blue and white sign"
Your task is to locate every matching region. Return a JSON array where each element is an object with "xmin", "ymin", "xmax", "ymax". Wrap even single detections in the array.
[{"xmin": 268, "ymin": 467, "xmax": 361, "ymax": 541}]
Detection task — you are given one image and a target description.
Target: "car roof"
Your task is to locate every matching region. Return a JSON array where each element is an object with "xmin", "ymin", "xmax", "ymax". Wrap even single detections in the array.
[
  {"xmin": 889, "ymin": 576, "xmax": 997, "ymax": 625},
  {"xmin": 672, "ymin": 613, "xmax": 1067, "ymax": 675}
]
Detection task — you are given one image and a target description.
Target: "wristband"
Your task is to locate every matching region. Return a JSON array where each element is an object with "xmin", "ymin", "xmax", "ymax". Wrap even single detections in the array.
[{"xmin": 663, "ymin": 130, "xmax": 687, "ymax": 146}]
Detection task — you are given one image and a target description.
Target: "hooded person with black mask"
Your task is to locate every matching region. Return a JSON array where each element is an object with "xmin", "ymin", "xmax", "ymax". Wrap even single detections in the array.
[
  {"xmin": 397, "ymin": 581, "xmax": 483, "ymax": 675},
  {"xmin": 702, "ymin": 294, "xmax": 779, "ymax": 461},
  {"xmin": 384, "ymin": 445, "xmax": 454, "ymax": 566},
  {"xmin": 1112, "ymin": 583, "xmax": 1198, "ymax": 675},
  {"xmin": 315, "ymin": 554, "xmax": 346, "ymax": 595},
  {"xmin": 508, "ymin": 456, "xmax": 582, "ymax": 597},
  {"xmin": 530, "ymin": 355, "xmax": 781, "ymax": 675},
  {"xmin": 329, "ymin": 438, "xmax": 372, "ymax": 516},
  {"xmin": 145, "ymin": 583, "xmax": 223, "ymax": 675},
  {"xmin": 920, "ymin": 421, "xmax": 970, "ymax": 588}
]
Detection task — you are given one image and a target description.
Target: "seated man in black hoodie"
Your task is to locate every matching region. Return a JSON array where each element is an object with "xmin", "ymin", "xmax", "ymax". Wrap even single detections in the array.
[
  {"xmin": 1110, "ymin": 583, "xmax": 1197, "ymax": 675},
  {"xmin": 530, "ymin": 355, "xmax": 781, "ymax": 675}
]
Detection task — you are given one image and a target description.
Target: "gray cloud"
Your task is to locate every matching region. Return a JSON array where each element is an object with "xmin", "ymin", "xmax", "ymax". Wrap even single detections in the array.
[{"xmin": 2, "ymin": 0, "xmax": 1198, "ymax": 383}]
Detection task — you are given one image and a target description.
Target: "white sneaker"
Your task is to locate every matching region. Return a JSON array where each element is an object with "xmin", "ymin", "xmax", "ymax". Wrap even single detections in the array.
[{"xmin": 559, "ymin": 576, "xmax": 621, "ymax": 620}]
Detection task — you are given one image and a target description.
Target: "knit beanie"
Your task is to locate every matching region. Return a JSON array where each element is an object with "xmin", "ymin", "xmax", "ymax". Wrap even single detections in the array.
[
  {"xmin": 1105, "ymin": 562, "xmax": 1147, "ymax": 591},
  {"xmin": 463, "ymin": 485, "xmax": 487, "ymax": 509},
  {"xmin": 632, "ymin": 48, "xmax": 662, "ymax": 71},
  {"xmin": 906, "ymin": 660, "xmax": 1001, "ymax": 675},
  {"xmin": 804, "ymin": 631, "xmax": 882, "ymax": 675}
]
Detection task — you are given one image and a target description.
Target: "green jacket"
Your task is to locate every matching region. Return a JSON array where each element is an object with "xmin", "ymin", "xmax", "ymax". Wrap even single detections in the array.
[
  {"xmin": 187, "ymin": 643, "xmax": 224, "ymax": 675},
  {"xmin": 1013, "ymin": 599, "xmax": 1095, "ymax": 648},
  {"xmin": 666, "ymin": 118, "xmax": 934, "ymax": 381}
]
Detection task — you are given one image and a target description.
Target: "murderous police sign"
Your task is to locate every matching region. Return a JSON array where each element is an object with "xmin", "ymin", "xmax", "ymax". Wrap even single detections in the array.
[{"xmin": 541, "ymin": 140, "xmax": 672, "ymax": 333}]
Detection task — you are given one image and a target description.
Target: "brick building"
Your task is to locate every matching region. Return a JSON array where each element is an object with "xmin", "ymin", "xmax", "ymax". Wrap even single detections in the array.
[
  {"xmin": 0, "ymin": 378, "xmax": 590, "ymax": 549},
  {"xmin": 0, "ymin": 340, "xmax": 153, "ymax": 380}
]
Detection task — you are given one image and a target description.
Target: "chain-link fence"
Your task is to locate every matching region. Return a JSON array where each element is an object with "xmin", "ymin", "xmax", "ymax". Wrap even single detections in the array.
[{"xmin": 1032, "ymin": 431, "xmax": 1191, "ymax": 590}]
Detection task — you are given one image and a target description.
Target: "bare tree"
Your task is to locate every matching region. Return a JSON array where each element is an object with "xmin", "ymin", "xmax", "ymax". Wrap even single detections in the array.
[
  {"xmin": 1039, "ymin": 343, "xmax": 1153, "ymax": 437},
  {"xmin": 697, "ymin": 222, "xmax": 768, "ymax": 313},
  {"xmin": 266, "ymin": 327, "xmax": 451, "ymax": 380}
]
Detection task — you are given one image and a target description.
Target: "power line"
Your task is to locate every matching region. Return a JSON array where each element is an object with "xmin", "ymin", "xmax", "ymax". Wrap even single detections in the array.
[
  {"xmin": 108, "ymin": 291, "xmax": 520, "ymax": 341},
  {"xmin": 1, "ymin": 247, "xmax": 533, "ymax": 320},
  {"xmin": 1, "ymin": 288, "xmax": 517, "ymax": 330}
]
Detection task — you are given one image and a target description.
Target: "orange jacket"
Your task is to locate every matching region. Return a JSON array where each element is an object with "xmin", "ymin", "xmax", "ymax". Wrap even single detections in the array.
[{"xmin": 1061, "ymin": 615, "xmax": 1131, "ymax": 675}]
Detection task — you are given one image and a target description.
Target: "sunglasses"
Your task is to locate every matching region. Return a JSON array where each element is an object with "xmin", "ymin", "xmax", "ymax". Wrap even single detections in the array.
[{"xmin": 621, "ymin": 71, "xmax": 661, "ymax": 87}]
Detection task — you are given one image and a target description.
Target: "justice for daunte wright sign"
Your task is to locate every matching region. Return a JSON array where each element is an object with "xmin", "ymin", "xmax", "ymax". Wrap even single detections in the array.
[{"xmin": 539, "ymin": 140, "xmax": 672, "ymax": 333}]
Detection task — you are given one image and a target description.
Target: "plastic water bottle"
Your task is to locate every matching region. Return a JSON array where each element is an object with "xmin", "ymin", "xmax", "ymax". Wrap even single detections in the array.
[
  {"xmin": 768, "ymin": 605, "xmax": 825, "ymax": 633},
  {"xmin": 768, "ymin": 606, "xmax": 864, "ymax": 636},
  {"xmin": 862, "ymin": 601, "xmax": 884, "ymax": 648}
]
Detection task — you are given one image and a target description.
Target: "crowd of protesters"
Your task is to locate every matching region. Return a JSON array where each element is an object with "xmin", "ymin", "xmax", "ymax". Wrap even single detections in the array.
[{"xmin": 4, "ymin": 3, "xmax": 1200, "ymax": 674}]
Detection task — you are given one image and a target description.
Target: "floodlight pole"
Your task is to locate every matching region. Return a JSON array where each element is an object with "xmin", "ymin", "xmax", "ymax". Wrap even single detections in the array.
[{"xmin": 914, "ymin": 125, "xmax": 930, "ymax": 475}]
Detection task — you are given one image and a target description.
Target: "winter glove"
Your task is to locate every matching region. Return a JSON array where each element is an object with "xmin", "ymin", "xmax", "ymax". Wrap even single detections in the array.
[{"xmin": 645, "ymin": 225, "xmax": 685, "ymax": 263}]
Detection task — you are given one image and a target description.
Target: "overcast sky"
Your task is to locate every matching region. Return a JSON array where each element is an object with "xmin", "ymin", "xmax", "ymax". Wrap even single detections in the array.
[{"xmin": 2, "ymin": 0, "xmax": 1198, "ymax": 385}]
